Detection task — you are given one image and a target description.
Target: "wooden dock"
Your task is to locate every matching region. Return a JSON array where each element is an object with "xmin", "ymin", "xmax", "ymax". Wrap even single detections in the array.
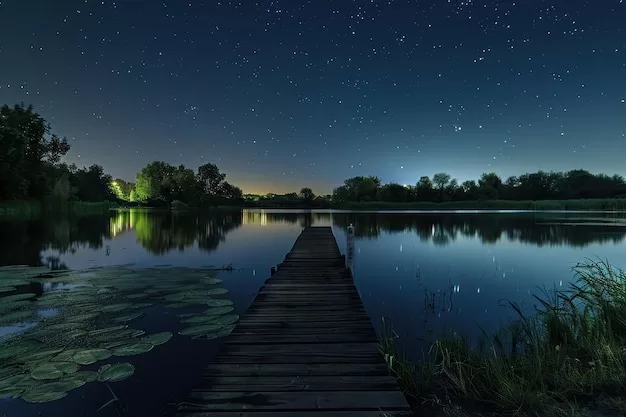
[{"xmin": 177, "ymin": 226, "xmax": 412, "ymax": 416}]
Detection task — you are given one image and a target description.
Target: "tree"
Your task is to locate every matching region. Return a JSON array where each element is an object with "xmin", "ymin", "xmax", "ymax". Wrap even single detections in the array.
[
  {"xmin": 478, "ymin": 172, "xmax": 502, "ymax": 200},
  {"xmin": 299, "ymin": 187, "xmax": 315, "ymax": 202},
  {"xmin": 461, "ymin": 180, "xmax": 479, "ymax": 200},
  {"xmin": 198, "ymin": 163, "xmax": 226, "ymax": 195},
  {"xmin": 0, "ymin": 103, "xmax": 70, "ymax": 200},
  {"xmin": 432, "ymin": 173, "xmax": 452, "ymax": 202},
  {"xmin": 414, "ymin": 176, "xmax": 435, "ymax": 201},
  {"xmin": 72, "ymin": 165, "xmax": 115, "ymax": 202},
  {"xmin": 220, "ymin": 182, "xmax": 243, "ymax": 201},
  {"xmin": 377, "ymin": 183, "xmax": 409, "ymax": 202}
]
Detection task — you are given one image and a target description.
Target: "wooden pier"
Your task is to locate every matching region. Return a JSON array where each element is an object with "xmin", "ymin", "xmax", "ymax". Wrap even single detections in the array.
[{"xmin": 177, "ymin": 226, "xmax": 411, "ymax": 416}]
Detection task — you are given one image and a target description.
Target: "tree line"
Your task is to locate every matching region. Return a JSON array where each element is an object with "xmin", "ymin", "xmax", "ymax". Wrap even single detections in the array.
[
  {"xmin": 332, "ymin": 171, "xmax": 626, "ymax": 204},
  {"xmin": 0, "ymin": 103, "xmax": 242, "ymax": 207},
  {"xmin": 114, "ymin": 160, "xmax": 244, "ymax": 207}
]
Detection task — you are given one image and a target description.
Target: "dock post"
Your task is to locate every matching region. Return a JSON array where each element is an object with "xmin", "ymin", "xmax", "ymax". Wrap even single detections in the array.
[{"xmin": 346, "ymin": 223, "xmax": 355, "ymax": 272}]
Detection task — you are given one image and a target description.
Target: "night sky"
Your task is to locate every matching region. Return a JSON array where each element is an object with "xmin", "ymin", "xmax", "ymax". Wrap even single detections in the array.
[{"xmin": 1, "ymin": 0, "xmax": 625, "ymax": 194}]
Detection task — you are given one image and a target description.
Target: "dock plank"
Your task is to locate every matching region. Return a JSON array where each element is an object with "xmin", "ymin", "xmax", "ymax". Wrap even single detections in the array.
[{"xmin": 176, "ymin": 226, "xmax": 410, "ymax": 416}]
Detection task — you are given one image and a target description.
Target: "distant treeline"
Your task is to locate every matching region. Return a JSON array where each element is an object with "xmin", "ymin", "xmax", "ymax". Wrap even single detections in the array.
[
  {"xmin": 331, "ymin": 171, "xmax": 626, "ymax": 205},
  {"xmin": 112, "ymin": 160, "xmax": 244, "ymax": 208},
  {"xmin": 0, "ymin": 103, "xmax": 244, "ymax": 211},
  {"xmin": 242, "ymin": 188, "xmax": 331, "ymax": 208}
]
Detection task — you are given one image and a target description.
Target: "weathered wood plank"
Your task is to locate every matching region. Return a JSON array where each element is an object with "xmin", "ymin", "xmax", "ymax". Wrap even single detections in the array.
[
  {"xmin": 178, "ymin": 412, "xmax": 413, "ymax": 417},
  {"xmin": 203, "ymin": 363, "xmax": 391, "ymax": 377},
  {"xmin": 196, "ymin": 375, "xmax": 399, "ymax": 391},
  {"xmin": 182, "ymin": 391, "xmax": 409, "ymax": 411},
  {"xmin": 225, "ymin": 333, "xmax": 379, "ymax": 344}
]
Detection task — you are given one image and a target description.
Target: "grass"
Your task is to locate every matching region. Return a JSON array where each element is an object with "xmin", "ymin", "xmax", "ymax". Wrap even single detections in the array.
[
  {"xmin": 335, "ymin": 198, "xmax": 626, "ymax": 211},
  {"xmin": 380, "ymin": 259, "xmax": 626, "ymax": 417},
  {"xmin": 0, "ymin": 200, "xmax": 42, "ymax": 219},
  {"xmin": 0, "ymin": 200, "xmax": 111, "ymax": 219}
]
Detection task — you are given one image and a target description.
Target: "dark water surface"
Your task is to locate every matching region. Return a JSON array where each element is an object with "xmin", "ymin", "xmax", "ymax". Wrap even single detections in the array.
[{"xmin": 1, "ymin": 208, "xmax": 626, "ymax": 416}]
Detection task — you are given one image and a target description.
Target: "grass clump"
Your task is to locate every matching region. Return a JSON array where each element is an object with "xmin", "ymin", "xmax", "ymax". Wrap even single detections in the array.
[{"xmin": 381, "ymin": 259, "xmax": 626, "ymax": 416}]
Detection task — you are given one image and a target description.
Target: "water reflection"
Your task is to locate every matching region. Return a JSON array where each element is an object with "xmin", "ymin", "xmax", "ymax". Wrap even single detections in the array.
[
  {"xmin": 332, "ymin": 212, "xmax": 626, "ymax": 247},
  {"xmin": 111, "ymin": 210, "xmax": 243, "ymax": 254},
  {"xmin": 2, "ymin": 210, "xmax": 625, "ymax": 269}
]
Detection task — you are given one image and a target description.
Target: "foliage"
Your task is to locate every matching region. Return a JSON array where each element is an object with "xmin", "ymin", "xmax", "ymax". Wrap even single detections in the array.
[
  {"xmin": 0, "ymin": 103, "xmax": 116, "ymax": 206},
  {"xmin": 333, "ymin": 170, "xmax": 626, "ymax": 205},
  {"xmin": 133, "ymin": 161, "xmax": 242, "ymax": 207},
  {"xmin": 383, "ymin": 259, "xmax": 626, "ymax": 416},
  {"xmin": 299, "ymin": 187, "xmax": 315, "ymax": 202},
  {"xmin": 0, "ymin": 103, "xmax": 70, "ymax": 200}
]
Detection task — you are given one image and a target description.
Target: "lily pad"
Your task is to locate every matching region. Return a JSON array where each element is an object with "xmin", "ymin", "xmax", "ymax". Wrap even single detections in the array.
[
  {"xmin": 20, "ymin": 348, "xmax": 64, "ymax": 363},
  {"xmin": 31, "ymin": 362, "xmax": 79, "ymax": 380},
  {"xmin": 73, "ymin": 349, "xmax": 112, "ymax": 365},
  {"xmin": 88, "ymin": 325, "xmax": 127, "ymax": 336},
  {"xmin": 101, "ymin": 303, "xmax": 132, "ymax": 313},
  {"xmin": 113, "ymin": 311, "xmax": 144, "ymax": 323},
  {"xmin": 21, "ymin": 381, "xmax": 79, "ymax": 403},
  {"xmin": 196, "ymin": 325, "xmax": 236, "ymax": 340},
  {"xmin": 213, "ymin": 314, "xmax": 239, "ymax": 325},
  {"xmin": 52, "ymin": 348, "xmax": 83, "ymax": 362},
  {"xmin": 0, "ymin": 293, "xmax": 36, "ymax": 303},
  {"xmin": 59, "ymin": 371, "xmax": 97, "ymax": 387},
  {"xmin": 97, "ymin": 363, "xmax": 135, "ymax": 382},
  {"xmin": 0, "ymin": 341, "xmax": 40, "ymax": 360},
  {"xmin": 179, "ymin": 323, "xmax": 225, "ymax": 337},
  {"xmin": 206, "ymin": 299, "xmax": 233, "ymax": 307},
  {"xmin": 206, "ymin": 288, "xmax": 228, "ymax": 296},
  {"xmin": 112, "ymin": 342, "xmax": 153, "ymax": 356},
  {"xmin": 205, "ymin": 278, "xmax": 223, "ymax": 285},
  {"xmin": 202, "ymin": 306, "xmax": 234, "ymax": 316},
  {"xmin": 141, "ymin": 332, "xmax": 172, "ymax": 346}
]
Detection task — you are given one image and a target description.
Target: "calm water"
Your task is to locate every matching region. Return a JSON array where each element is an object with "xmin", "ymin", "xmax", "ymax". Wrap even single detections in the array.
[{"xmin": 1, "ymin": 208, "xmax": 626, "ymax": 416}]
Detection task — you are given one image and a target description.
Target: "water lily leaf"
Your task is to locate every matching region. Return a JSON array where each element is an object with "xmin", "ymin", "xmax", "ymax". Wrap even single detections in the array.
[
  {"xmin": 21, "ymin": 381, "xmax": 78, "ymax": 403},
  {"xmin": 141, "ymin": 332, "xmax": 172, "ymax": 346},
  {"xmin": 73, "ymin": 349, "xmax": 112, "ymax": 365},
  {"xmin": 213, "ymin": 314, "xmax": 239, "ymax": 325},
  {"xmin": 20, "ymin": 348, "xmax": 64, "ymax": 363},
  {"xmin": 206, "ymin": 288, "xmax": 228, "ymax": 296},
  {"xmin": 205, "ymin": 278, "xmax": 223, "ymax": 285},
  {"xmin": 101, "ymin": 303, "xmax": 132, "ymax": 312},
  {"xmin": 0, "ymin": 341, "xmax": 40, "ymax": 360},
  {"xmin": 126, "ymin": 293, "xmax": 149, "ymax": 300},
  {"xmin": 202, "ymin": 306, "xmax": 234, "ymax": 316},
  {"xmin": 45, "ymin": 322, "xmax": 79, "ymax": 332},
  {"xmin": 179, "ymin": 324, "xmax": 225, "ymax": 336},
  {"xmin": 31, "ymin": 362, "xmax": 78, "ymax": 380},
  {"xmin": 0, "ymin": 309, "xmax": 35, "ymax": 323},
  {"xmin": 66, "ymin": 312, "xmax": 99, "ymax": 322},
  {"xmin": 206, "ymin": 299, "xmax": 233, "ymax": 307},
  {"xmin": 59, "ymin": 371, "xmax": 97, "ymax": 387},
  {"xmin": 0, "ymin": 293, "xmax": 36, "ymax": 303},
  {"xmin": 194, "ymin": 325, "xmax": 236, "ymax": 340},
  {"xmin": 0, "ymin": 300, "xmax": 29, "ymax": 313},
  {"xmin": 112, "ymin": 342, "xmax": 153, "ymax": 356},
  {"xmin": 0, "ymin": 287, "xmax": 17, "ymax": 293},
  {"xmin": 52, "ymin": 349, "xmax": 83, "ymax": 362},
  {"xmin": 113, "ymin": 311, "xmax": 144, "ymax": 323},
  {"xmin": 97, "ymin": 363, "xmax": 135, "ymax": 382},
  {"xmin": 88, "ymin": 325, "xmax": 127, "ymax": 336},
  {"xmin": 131, "ymin": 302, "xmax": 154, "ymax": 309},
  {"xmin": 0, "ymin": 374, "xmax": 30, "ymax": 390}
]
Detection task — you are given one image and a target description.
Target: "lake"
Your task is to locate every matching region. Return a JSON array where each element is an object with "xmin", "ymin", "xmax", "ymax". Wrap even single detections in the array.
[{"xmin": 1, "ymin": 208, "xmax": 625, "ymax": 416}]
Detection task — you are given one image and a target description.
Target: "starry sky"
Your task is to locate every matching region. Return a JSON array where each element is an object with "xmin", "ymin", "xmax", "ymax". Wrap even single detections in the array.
[{"xmin": 1, "ymin": 0, "xmax": 625, "ymax": 194}]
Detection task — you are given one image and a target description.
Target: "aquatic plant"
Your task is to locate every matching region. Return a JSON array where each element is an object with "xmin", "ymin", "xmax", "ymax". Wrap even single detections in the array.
[
  {"xmin": 0, "ymin": 264, "xmax": 238, "ymax": 404},
  {"xmin": 381, "ymin": 258, "xmax": 626, "ymax": 416}
]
